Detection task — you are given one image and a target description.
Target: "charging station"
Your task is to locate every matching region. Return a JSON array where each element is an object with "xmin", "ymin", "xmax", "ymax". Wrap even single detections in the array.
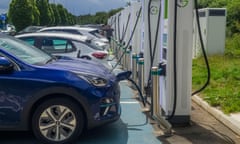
[
  {"xmin": 109, "ymin": 0, "xmax": 194, "ymax": 126},
  {"xmin": 131, "ymin": 1, "xmax": 142, "ymax": 54},
  {"xmin": 141, "ymin": 0, "xmax": 161, "ymax": 85},
  {"xmin": 158, "ymin": 0, "xmax": 193, "ymax": 124},
  {"xmin": 123, "ymin": 6, "xmax": 131, "ymax": 46}
]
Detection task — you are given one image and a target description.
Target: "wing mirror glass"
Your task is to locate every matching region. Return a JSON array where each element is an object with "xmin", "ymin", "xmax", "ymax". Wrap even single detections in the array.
[{"xmin": 0, "ymin": 57, "xmax": 14, "ymax": 74}]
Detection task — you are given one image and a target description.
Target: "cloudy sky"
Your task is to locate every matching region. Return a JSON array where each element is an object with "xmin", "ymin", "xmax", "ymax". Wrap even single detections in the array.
[{"xmin": 0, "ymin": 0, "xmax": 130, "ymax": 16}]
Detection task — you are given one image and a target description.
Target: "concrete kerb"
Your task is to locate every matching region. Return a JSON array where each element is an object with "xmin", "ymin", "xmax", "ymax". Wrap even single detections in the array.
[{"xmin": 192, "ymin": 95, "xmax": 240, "ymax": 136}]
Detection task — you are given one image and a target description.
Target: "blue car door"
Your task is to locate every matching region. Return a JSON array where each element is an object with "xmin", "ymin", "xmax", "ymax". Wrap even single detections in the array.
[
  {"xmin": 0, "ymin": 58, "xmax": 40, "ymax": 125},
  {"xmin": 0, "ymin": 72, "xmax": 26, "ymax": 125}
]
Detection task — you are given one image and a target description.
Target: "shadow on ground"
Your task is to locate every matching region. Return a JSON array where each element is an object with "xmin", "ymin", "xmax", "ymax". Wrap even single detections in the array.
[{"xmin": 156, "ymin": 103, "xmax": 239, "ymax": 144}]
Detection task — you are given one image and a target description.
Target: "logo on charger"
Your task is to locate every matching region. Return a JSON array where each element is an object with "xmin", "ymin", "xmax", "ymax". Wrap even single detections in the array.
[{"xmin": 150, "ymin": 6, "xmax": 158, "ymax": 15}]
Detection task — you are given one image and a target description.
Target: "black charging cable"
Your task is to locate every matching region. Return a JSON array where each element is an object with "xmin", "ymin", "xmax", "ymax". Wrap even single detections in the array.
[
  {"xmin": 166, "ymin": 0, "xmax": 178, "ymax": 120},
  {"xmin": 191, "ymin": 0, "xmax": 210, "ymax": 96},
  {"xmin": 110, "ymin": 7, "xmax": 142, "ymax": 73},
  {"xmin": 110, "ymin": 7, "xmax": 146, "ymax": 107},
  {"xmin": 120, "ymin": 13, "xmax": 131, "ymax": 43},
  {"xmin": 145, "ymin": 0, "xmax": 162, "ymax": 98},
  {"xmin": 127, "ymin": 78, "xmax": 146, "ymax": 107}
]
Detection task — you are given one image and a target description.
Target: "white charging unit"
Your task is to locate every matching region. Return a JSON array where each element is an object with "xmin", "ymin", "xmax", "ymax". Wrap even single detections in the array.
[
  {"xmin": 131, "ymin": 1, "xmax": 143, "ymax": 54},
  {"xmin": 193, "ymin": 8, "xmax": 226, "ymax": 58},
  {"xmin": 158, "ymin": 0, "xmax": 193, "ymax": 124},
  {"xmin": 141, "ymin": 0, "xmax": 161, "ymax": 85}
]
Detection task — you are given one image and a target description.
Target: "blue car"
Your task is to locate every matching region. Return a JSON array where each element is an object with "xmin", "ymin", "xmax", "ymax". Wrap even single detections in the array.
[{"xmin": 0, "ymin": 34, "xmax": 130, "ymax": 144}]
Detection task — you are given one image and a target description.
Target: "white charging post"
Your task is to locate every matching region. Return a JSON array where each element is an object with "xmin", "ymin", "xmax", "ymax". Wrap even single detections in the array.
[
  {"xmin": 131, "ymin": 1, "xmax": 142, "ymax": 55},
  {"xmin": 142, "ymin": 0, "xmax": 161, "ymax": 85},
  {"xmin": 108, "ymin": 0, "xmax": 194, "ymax": 127},
  {"xmin": 158, "ymin": 0, "xmax": 193, "ymax": 124}
]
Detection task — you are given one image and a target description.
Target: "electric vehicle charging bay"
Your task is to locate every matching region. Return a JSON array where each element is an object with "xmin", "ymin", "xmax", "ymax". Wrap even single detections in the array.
[{"xmin": 0, "ymin": 80, "xmax": 239, "ymax": 143}]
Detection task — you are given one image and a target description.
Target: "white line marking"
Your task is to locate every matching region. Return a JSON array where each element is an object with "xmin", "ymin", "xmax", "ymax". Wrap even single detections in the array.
[{"xmin": 120, "ymin": 101, "xmax": 139, "ymax": 104}]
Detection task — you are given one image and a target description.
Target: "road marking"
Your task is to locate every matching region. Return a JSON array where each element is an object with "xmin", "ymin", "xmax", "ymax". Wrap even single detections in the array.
[{"xmin": 120, "ymin": 101, "xmax": 139, "ymax": 104}]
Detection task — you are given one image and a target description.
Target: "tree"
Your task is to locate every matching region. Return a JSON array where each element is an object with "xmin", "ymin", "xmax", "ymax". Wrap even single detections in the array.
[
  {"xmin": 57, "ymin": 4, "xmax": 68, "ymax": 25},
  {"xmin": 50, "ymin": 3, "xmax": 61, "ymax": 25},
  {"xmin": 77, "ymin": 8, "xmax": 123, "ymax": 25},
  {"xmin": 8, "ymin": 0, "xmax": 36, "ymax": 31},
  {"xmin": 108, "ymin": 8, "xmax": 123, "ymax": 17},
  {"xmin": 30, "ymin": 0, "xmax": 40, "ymax": 25},
  {"xmin": 94, "ymin": 12, "xmax": 108, "ymax": 24},
  {"xmin": 226, "ymin": 0, "xmax": 240, "ymax": 36},
  {"xmin": 36, "ymin": 0, "xmax": 52, "ymax": 26}
]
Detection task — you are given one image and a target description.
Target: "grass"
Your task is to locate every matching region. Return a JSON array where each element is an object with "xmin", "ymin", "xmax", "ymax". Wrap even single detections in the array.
[{"xmin": 192, "ymin": 55, "xmax": 240, "ymax": 114}]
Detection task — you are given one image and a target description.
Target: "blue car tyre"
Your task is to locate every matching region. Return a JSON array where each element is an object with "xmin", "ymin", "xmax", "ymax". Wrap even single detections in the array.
[{"xmin": 32, "ymin": 98, "xmax": 84, "ymax": 144}]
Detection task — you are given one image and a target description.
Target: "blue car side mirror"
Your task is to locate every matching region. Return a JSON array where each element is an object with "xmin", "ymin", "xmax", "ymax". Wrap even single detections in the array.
[
  {"xmin": 116, "ymin": 71, "xmax": 132, "ymax": 81},
  {"xmin": 0, "ymin": 57, "xmax": 14, "ymax": 74}
]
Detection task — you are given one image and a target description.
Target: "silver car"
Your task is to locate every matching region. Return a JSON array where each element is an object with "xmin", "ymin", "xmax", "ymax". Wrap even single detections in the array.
[
  {"xmin": 15, "ymin": 32, "xmax": 112, "ymax": 68},
  {"xmin": 38, "ymin": 26, "xmax": 110, "ymax": 50}
]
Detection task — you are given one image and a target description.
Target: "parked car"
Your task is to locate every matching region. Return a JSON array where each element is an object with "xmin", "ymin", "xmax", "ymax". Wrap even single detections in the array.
[
  {"xmin": 38, "ymin": 26, "xmax": 110, "ymax": 50},
  {"xmin": 0, "ymin": 33, "xmax": 130, "ymax": 144},
  {"xmin": 17, "ymin": 26, "xmax": 46, "ymax": 34},
  {"xmin": 15, "ymin": 32, "xmax": 112, "ymax": 69},
  {"xmin": 0, "ymin": 24, "xmax": 16, "ymax": 36}
]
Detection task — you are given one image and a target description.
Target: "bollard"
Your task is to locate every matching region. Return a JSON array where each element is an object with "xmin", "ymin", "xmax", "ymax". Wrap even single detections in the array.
[
  {"xmin": 132, "ymin": 53, "xmax": 137, "ymax": 81},
  {"xmin": 138, "ymin": 58, "xmax": 145, "ymax": 95},
  {"xmin": 126, "ymin": 49, "xmax": 131, "ymax": 70},
  {"xmin": 151, "ymin": 67, "xmax": 161, "ymax": 116},
  {"xmin": 122, "ymin": 47, "xmax": 127, "ymax": 70},
  {"xmin": 151, "ymin": 67, "xmax": 172, "ymax": 134}
]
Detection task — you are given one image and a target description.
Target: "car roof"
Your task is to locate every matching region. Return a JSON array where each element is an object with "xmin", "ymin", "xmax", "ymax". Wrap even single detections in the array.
[
  {"xmin": 15, "ymin": 32, "xmax": 89, "ymax": 42},
  {"xmin": 39, "ymin": 26, "xmax": 97, "ymax": 32}
]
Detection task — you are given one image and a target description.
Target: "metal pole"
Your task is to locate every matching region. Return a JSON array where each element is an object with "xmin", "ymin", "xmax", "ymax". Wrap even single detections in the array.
[
  {"xmin": 132, "ymin": 53, "xmax": 137, "ymax": 81},
  {"xmin": 124, "ymin": 48, "xmax": 127, "ymax": 69},
  {"xmin": 126, "ymin": 50, "xmax": 131, "ymax": 70},
  {"xmin": 151, "ymin": 67, "xmax": 172, "ymax": 134},
  {"xmin": 138, "ymin": 58, "xmax": 145, "ymax": 95},
  {"xmin": 151, "ymin": 67, "xmax": 160, "ymax": 116}
]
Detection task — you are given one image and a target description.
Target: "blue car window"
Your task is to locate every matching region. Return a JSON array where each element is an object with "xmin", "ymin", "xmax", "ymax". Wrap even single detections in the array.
[{"xmin": 0, "ymin": 36, "xmax": 52, "ymax": 65}]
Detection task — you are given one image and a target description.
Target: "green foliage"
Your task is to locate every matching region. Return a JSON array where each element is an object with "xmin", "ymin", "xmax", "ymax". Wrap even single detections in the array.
[
  {"xmin": 226, "ymin": 0, "xmax": 240, "ymax": 36},
  {"xmin": 50, "ymin": 4, "xmax": 61, "ymax": 26},
  {"xmin": 30, "ymin": 0, "xmax": 40, "ymax": 25},
  {"xmin": 225, "ymin": 33, "xmax": 240, "ymax": 57},
  {"xmin": 77, "ymin": 8, "xmax": 123, "ymax": 25},
  {"xmin": 192, "ymin": 55, "xmax": 240, "ymax": 114},
  {"xmin": 8, "ymin": 0, "xmax": 36, "ymax": 31},
  {"xmin": 198, "ymin": 0, "xmax": 240, "ymax": 36},
  {"xmin": 36, "ymin": 0, "xmax": 53, "ymax": 26},
  {"xmin": 8, "ymin": 0, "xmax": 77, "ymax": 31},
  {"xmin": 108, "ymin": 8, "xmax": 123, "ymax": 17},
  {"xmin": 198, "ymin": 0, "xmax": 227, "ymax": 8},
  {"xmin": 57, "ymin": 4, "xmax": 68, "ymax": 25},
  {"xmin": 95, "ymin": 12, "xmax": 108, "ymax": 24}
]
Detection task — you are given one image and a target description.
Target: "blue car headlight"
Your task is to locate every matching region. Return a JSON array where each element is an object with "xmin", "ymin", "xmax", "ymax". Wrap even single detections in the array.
[{"xmin": 74, "ymin": 72, "xmax": 108, "ymax": 87}]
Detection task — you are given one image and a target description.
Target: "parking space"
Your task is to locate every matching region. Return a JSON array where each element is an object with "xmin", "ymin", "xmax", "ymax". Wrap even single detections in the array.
[
  {"xmin": 0, "ymin": 81, "xmax": 161, "ymax": 144},
  {"xmin": 1, "ymin": 75, "xmax": 240, "ymax": 144}
]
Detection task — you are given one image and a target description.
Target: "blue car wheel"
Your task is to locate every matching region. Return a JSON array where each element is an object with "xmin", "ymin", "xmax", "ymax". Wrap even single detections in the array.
[{"xmin": 32, "ymin": 98, "xmax": 84, "ymax": 144}]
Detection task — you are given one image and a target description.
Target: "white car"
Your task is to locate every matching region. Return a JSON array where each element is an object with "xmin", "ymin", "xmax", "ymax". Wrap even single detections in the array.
[
  {"xmin": 15, "ymin": 32, "xmax": 112, "ymax": 69},
  {"xmin": 38, "ymin": 26, "xmax": 110, "ymax": 50}
]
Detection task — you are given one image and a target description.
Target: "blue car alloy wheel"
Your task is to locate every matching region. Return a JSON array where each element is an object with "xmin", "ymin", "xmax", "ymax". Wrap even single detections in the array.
[
  {"xmin": 32, "ymin": 98, "xmax": 84, "ymax": 144},
  {"xmin": 0, "ymin": 33, "xmax": 123, "ymax": 144}
]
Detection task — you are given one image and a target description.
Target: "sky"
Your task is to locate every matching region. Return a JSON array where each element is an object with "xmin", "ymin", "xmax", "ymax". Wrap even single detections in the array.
[{"xmin": 0, "ymin": 0, "xmax": 130, "ymax": 16}]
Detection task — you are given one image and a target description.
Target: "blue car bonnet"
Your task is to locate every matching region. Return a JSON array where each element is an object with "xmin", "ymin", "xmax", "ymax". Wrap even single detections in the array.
[{"xmin": 45, "ymin": 58, "xmax": 114, "ymax": 79}]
